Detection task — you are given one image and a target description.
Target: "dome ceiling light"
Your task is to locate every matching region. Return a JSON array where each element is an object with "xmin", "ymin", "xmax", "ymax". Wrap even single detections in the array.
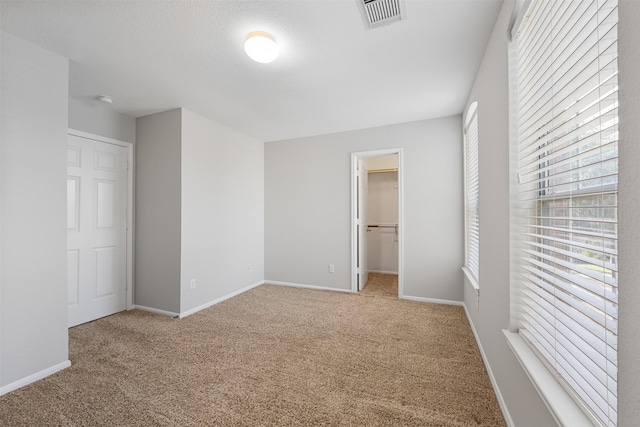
[{"xmin": 244, "ymin": 31, "xmax": 279, "ymax": 64}]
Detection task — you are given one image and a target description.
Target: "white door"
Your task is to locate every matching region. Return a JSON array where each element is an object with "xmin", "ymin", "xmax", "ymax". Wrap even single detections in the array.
[
  {"xmin": 67, "ymin": 134, "xmax": 128, "ymax": 327},
  {"xmin": 357, "ymin": 159, "xmax": 369, "ymax": 290}
]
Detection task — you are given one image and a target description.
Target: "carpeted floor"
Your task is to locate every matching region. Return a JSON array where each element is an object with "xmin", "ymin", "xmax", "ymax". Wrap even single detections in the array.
[
  {"xmin": 360, "ymin": 273, "xmax": 398, "ymax": 298},
  {"xmin": 0, "ymin": 284, "xmax": 505, "ymax": 426}
]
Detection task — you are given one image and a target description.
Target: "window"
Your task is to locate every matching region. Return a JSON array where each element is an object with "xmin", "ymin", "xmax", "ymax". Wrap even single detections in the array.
[
  {"xmin": 464, "ymin": 102, "xmax": 479, "ymax": 287},
  {"xmin": 513, "ymin": 1, "xmax": 619, "ymax": 426}
]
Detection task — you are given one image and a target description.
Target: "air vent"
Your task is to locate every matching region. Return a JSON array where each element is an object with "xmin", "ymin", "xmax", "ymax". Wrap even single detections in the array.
[{"xmin": 357, "ymin": 0, "xmax": 405, "ymax": 30}]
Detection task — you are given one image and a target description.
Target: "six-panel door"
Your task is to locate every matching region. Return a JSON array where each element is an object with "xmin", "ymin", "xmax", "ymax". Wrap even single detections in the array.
[{"xmin": 67, "ymin": 134, "xmax": 127, "ymax": 327}]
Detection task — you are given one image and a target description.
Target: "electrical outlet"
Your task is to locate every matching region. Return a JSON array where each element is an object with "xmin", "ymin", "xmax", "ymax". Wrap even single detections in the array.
[
  {"xmin": 190, "ymin": 279, "xmax": 196, "ymax": 290},
  {"xmin": 329, "ymin": 264, "xmax": 335, "ymax": 273}
]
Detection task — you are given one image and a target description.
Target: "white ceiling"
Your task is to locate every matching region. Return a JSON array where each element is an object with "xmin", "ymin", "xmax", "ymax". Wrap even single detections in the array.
[{"xmin": 1, "ymin": 0, "xmax": 503, "ymax": 142}]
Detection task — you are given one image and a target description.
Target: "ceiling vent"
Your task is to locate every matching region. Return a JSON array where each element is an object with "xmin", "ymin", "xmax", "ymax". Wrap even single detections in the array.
[{"xmin": 357, "ymin": 0, "xmax": 405, "ymax": 30}]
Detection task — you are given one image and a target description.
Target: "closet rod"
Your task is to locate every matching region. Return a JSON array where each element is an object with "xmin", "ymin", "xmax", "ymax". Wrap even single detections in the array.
[{"xmin": 368, "ymin": 168, "xmax": 398, "ymax": 174}]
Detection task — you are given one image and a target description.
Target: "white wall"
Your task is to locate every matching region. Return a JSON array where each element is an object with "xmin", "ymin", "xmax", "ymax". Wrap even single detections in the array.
[
  {"xmin": 69, "ymin": 97, "xmax": 135, "ymax": 144},
  {"xmin": 265, "ymin": 117, "xmax": 463, "ymax": 301},
  {"xmin": 135, "ymin": 109, "xmax": 182, "ymax": 314},
  {"xmin": 617, "ymin": 1, "xmax": 640, "ymax": 424},
  {"xmin": 180, "ymin": 109, "xmax": 264, "ymax": 313},
  {"xmin": 0, "ymin": 32, "xmax": 70, "ymax": 390}
]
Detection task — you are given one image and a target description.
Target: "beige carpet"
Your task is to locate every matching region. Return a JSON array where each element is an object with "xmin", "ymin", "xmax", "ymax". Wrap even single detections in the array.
[
  {"xmin": 360, "ymin": 273, "xmax": 398, "ymax": 298},
  {"xmin": 0, "ymin": 284, "xmax": 505, "ymax": 426}
]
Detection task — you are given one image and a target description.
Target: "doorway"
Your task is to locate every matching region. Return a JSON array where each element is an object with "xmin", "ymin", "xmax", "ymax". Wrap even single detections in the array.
[
  {"xmin": 67, "ymin": 130, "xmax": 133, "ymax": 327},
  {"xmin": 351, "ymin": 149, "xmax": 403, "ymax": 297}
]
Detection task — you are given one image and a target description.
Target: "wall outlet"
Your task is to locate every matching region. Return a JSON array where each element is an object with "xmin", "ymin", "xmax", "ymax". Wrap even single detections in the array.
[
  {"xmin": 190, "ymin": 279, "xmax": 196, "ymax": 290},
  {"xmin": 329, "ymin": 264, "xmax": 335, "ymax": 273}
]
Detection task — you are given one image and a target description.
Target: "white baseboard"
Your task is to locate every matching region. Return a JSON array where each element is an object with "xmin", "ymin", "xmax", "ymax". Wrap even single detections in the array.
[
  {"xmin": 179, "ymin": 280, "xmax": 265, "ymax": 319},
  {"xmin": 0, "ymin": 360, "xmax": 71, "ymax": 397},
  {"xmin": 463, "ymin": 305, "xmax": 514, "ymax": 427},
  {"xmin": 368, "ymin": 270, "xmax": 399, "ymax": 275},
  {"xmin": 133, "ymin": 305, "xmax": 179, "ymax": 318},
  {"xmin": 266, "ymin": 280, "xmax": 353, "ymax": 293},
  {"xmin": 400, "ymin": 295, "xmax": 464, "ymax": 306}
]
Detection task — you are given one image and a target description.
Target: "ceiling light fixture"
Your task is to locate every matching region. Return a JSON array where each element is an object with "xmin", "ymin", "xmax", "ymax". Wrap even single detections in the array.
[{"xmin": 244, "ymin": 31, "xmax": 279, "ymax": 64}]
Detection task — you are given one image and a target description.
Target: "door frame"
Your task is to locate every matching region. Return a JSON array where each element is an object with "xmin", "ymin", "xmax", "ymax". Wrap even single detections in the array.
[
  {"xmin": 68, "ymin": 129, "xmax": 134, "ymax": 310},
  {"xmin": 350, "ymin": 148, "xmax": 404, "ymax": 297}
]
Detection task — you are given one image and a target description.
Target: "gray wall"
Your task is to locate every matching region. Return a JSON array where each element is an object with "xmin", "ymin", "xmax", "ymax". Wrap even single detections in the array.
[
  {"xmin": 136, "ymin": 108, "xmax": 265, "ymax": 316},
  {"xmin": 265, "ymin": 117, "xmax": 463, "ymax": 301},
  {"xmin": 180, "ymin": 109, "xmax": 264, "ymax": 313},
  {"xmin": 617, "ymin": 1, "xmax": 640, "ymax": 424},
  {"xmin": 463, "ymin": 1, "xmax": 640, "ymax": 425},
  {"xmin": 0, "ymin": 32, "xmax": 69, "ymax": 388},
  {"xmin": 69, "ymin": 97, "xmax": 136, "ymax": 144},
  {"xmin": 135, "ymin": 109, "xmax": 182, "ymax": 314},
  {"xmin": 461, "ymin": 2, "xmax": 556, "ymax": 425}
]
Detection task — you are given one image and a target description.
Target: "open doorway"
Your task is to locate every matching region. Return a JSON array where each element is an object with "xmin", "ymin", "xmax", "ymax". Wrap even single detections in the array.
[{"xmin": 351, "ymin": 149, "xmax": 403, "ymax": 297}]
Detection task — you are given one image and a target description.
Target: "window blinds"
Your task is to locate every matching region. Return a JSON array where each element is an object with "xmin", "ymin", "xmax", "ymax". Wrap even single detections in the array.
[
  {"xmin": 464, "ymin": 106, "xmax": 479, "ymax": 282},
  {"xmin": 514, "ymin": 0, "xmax": 618, "ymax": 426}
]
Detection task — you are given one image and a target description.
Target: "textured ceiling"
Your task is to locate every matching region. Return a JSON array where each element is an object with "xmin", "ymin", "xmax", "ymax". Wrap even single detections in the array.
[{"xmin": 1, "ymin": 0, "xmax": 503, "ymax": 142}]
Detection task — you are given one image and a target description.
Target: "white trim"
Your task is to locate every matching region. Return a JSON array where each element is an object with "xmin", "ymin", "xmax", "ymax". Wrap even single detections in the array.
[
  {"xmin": 400, "ymin": 295, "xmax": 463, "ymax": 306},
  {"xmin": 351, "ymin": 154, "xmax": 358, "ymax": 292},
  {"xmin": 464, "ymin": 101, "xmax": 478, "ymax": 129},
  {"xmin": 463, "ymin": 103, "xmax": 480, "ymax": 285},
  {"xmin": 397, "ymin": 151, "xmax": 404, "ymax": 298},
  {"xmin": 509, "ymin": 0, "xmax": 532, "ymax": 41},
  {"xmin": 350, "ymin": 148, "xmax": 404, "ymax": 297},
  {"xmin": 179, "ymin": 281, "xmax": 265, "ymax": 318},
  {"xmin": 267, "ymin": 280, "xmax": 353, "ymax": 293},
  {"xmin": 462, "ymin": 267, "xmax": 480, "ymax": 294},
  {"xmin": 133, "ymin": 305, "xmax": 179, "ymax": 318},
  {"xmin": 0, "ymin": 360, "xmax": 71, "ymax": 397},
  {"xmin": 508, "ymin": 30, "xmax": 522, "ymax": 332},
  {"xmin": 463, "ymin": 306, "xmax": 514, "ymax": 427},
  {"xmin": 503, "ymin": 330, "xmax": 597, "ymax": 427},
  {"xmin": 68, "ymin": 129, "xmax": 135, "ymax": 311},
  {"xmin": 68, "ymin": 129, "xmax": 132, "ymax": 147},
  {"xmin": 368, "ymin": 270, "xmax": 398, "ymax": 275}
]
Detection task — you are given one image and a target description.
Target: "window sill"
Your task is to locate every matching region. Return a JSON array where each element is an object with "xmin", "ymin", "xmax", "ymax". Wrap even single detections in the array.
[
  {"xmin": 462, "ymin": 267, "xmax": 480, "ymax": 295},
  {"xmin": 503, "ymin": 330, "xmax": 597, "ymax": 426}
]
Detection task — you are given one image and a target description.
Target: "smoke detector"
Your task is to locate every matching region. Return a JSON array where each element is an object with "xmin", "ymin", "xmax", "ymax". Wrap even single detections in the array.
[
  {"xmin": 97, "ymin": 95, "xmax": 113, "ymax": 104},
  {"xmin": 357, "ymin": 0, "xmax": 406, "ymax": 30}
]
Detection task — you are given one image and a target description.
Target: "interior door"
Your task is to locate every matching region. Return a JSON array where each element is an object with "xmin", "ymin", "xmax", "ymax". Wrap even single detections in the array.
[
  {"xmin": 358, "ymin": 159, "xmax": 369, "ymax": 290},
  {"xmin": 67, "ymin": 134, "xmax": 128, "ymax": 327}
]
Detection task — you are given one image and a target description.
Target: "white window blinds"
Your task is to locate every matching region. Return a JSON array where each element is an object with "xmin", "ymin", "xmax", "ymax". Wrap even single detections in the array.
[
  {"xmin": 513, "ymin": 0, "xmax": 618, "ymax": 426},
  {"xmin": 464, "ymin": 104, "xmax": 479, "ymax": 283}
]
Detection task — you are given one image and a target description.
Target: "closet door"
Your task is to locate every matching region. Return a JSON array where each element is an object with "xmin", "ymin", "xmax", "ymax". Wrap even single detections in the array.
[{"xmin": 67, "ymin": 134, "xmax": 128, "ymax": 327}]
